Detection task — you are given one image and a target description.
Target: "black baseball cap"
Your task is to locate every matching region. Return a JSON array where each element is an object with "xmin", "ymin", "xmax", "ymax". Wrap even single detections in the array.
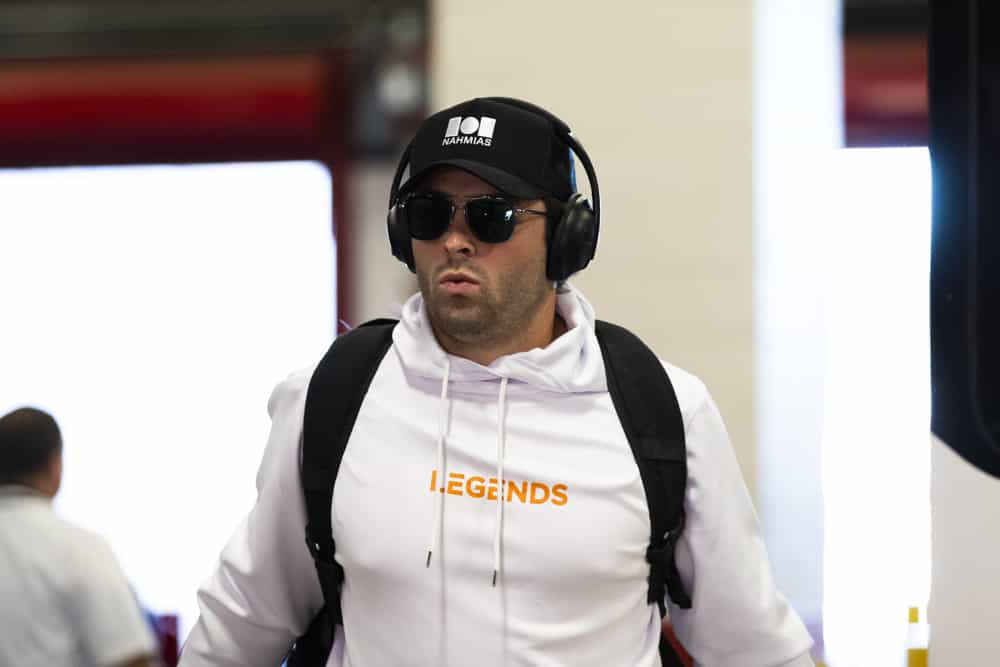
[{"xmin": 398, "ymin": 98, "xmax": 575, "ymax": 201}]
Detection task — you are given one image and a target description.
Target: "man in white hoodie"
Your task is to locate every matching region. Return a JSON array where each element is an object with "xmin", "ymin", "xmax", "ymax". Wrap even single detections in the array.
[{"xmin": 180, "ymin": 98, "xmax": 815, "ymax": 666}]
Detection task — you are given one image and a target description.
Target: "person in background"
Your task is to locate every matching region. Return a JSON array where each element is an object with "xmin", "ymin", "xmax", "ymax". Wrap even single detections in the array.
[{"xmin": 0, "ymin": 406, "xmax": 159, "ymax": 667}]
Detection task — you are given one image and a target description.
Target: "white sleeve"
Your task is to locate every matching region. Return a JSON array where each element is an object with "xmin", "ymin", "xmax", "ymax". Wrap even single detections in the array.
[
  {"xmin": 71, "ymin": 534, "xmax": 158, "ymax": 667},
  {"xmin": 667, "ymin": 386, "xmax": 815, "ymax": 667},
  {"xmin": 180, "ymin": 369, "xmax": 325, "ymax": 667}
]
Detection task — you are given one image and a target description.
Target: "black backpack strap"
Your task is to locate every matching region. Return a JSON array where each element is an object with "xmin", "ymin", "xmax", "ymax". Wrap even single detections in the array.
[
  {"xmin": 291, "ymin": 318, "xmax": 397, "ymax": 663},
  {"xmin": 594, "ymin": 320, "xmax": 692, "ymax": 614}
]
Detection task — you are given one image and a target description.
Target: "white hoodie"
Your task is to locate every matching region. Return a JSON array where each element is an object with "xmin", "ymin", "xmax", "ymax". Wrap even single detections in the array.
[{"xmin": 181, "ymin": 285, "xmax": 814, "ymax": 667}]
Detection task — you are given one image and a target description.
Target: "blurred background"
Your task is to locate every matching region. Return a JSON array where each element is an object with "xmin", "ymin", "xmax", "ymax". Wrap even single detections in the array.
[{"xmin": 0, "ymin": 1, "xmax": 935, "ymax": 665}]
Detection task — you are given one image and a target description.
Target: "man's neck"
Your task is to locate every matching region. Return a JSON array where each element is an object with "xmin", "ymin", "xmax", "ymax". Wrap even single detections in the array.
[
  {"xmin": 435, "ymin": 309, "xmax": 568, "ymax": 367},
  {"xmin": 0, "ymin": 481, "xmax": 53, "ymax": 499},
  {"xmin": 17, "ymin": 471, "xmax": 58, "ymax": 498}
]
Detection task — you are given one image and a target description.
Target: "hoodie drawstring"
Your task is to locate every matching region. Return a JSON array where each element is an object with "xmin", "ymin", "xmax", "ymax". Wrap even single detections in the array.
[
  {"xmin": 425, "ymin": 364, "xmax": 510, "ymax": 589},
  {"xmin": 426, "ymin": 358, "xmax": 451, "ymax": 568},
  {"xmin": 492, "ymin": 376, "xmax": 509, "ymax": 586}
]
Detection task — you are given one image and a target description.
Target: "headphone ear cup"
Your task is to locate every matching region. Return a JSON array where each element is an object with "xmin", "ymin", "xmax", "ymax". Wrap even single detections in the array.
[
  {"xmin": 387, "ymin": 203, "xmax": 416, "ymax": 272},
  {"xmin": 546, "ymin": 193, "xmax": 597, "ymax": 281}
]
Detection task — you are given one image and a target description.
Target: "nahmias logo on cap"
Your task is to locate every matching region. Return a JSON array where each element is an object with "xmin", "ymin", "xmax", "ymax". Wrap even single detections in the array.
[{"xmin": 442, "ymin": 116, "xmax": 496, "ymax": 147}]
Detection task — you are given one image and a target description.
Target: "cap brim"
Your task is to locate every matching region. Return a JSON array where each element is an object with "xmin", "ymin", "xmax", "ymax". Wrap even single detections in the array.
[{"xmin": 400, "ymin": 159, "xmax": 546, "ymax": 200}]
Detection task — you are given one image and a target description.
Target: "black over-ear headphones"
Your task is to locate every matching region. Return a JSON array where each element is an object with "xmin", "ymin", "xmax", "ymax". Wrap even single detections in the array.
[{"xmin": 386, "ymin": 97, "xmax": 601, "ymax": 282}]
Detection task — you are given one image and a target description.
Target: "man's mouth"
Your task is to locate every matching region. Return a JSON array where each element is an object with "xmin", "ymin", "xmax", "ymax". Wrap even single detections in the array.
[{"xmin": 438, "ymin": 271, "xmax": 480, "ymax": 295}]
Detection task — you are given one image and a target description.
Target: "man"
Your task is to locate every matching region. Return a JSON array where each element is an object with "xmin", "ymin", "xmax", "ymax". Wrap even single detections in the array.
[
  {"xmin": 0, "ymin": 406, "xmax": 158, "ymax": 667},
  {"xmin": 181, "ymin": 98, "xmax": 814, "ymax": 666}
]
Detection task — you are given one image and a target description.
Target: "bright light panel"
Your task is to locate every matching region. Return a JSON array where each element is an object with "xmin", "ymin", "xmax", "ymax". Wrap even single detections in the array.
[
  {"xmin": 821, "ymin": 147, "xmax": 931, "ymax": 667},
  {"xmin": 0, "ymin": 161, "xmax": 335, "ymax": 640}
]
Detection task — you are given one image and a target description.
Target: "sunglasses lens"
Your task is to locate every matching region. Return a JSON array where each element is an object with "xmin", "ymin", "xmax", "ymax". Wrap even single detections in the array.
[
  {"xmin": 406, "ymin": 195, "xmax": 453, "ymax": 240},
  {"xmin": 404, "ymin": 194, "xmax": 520, "ymax": 243},
  {"xmin": 466, "ymin": 198, "xmax": 516, "ymax": 243}
]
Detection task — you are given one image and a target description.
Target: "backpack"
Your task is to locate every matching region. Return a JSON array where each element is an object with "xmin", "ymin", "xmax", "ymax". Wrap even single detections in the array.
[{"xmin": 288, "ymin": 319, "xmax": 692, "ymax": 666}]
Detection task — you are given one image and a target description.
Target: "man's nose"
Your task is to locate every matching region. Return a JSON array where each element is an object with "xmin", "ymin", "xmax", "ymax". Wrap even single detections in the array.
[{"xmin": 442, "ymin": 207, "xmax": 476, "ymax": 256}]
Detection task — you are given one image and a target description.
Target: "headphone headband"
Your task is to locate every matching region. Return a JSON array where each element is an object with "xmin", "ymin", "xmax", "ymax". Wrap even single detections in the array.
[{"xmin": 389, "ymin": 141, "xmax": 413, "ymax": 207}]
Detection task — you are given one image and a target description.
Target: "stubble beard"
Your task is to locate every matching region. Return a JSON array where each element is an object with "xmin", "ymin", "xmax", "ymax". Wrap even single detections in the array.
[{"xmin": 417, "ymin": 254, "xmax": 552, "ymax": 350}]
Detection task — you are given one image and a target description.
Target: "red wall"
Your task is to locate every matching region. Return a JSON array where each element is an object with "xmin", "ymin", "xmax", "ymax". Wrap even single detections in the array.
[{"xmin": 844, "ymin": 34, "xmax": 927, "ymax": 147}]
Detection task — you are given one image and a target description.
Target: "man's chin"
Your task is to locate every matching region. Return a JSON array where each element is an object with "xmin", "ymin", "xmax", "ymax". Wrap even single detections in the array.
[
  {"xmin": 430, "ymin": 305, "xmax": 490, "ymax": 340},
  {"xmin": 430, "ymin": 291, "xmax": 480, "ymax": 312}
]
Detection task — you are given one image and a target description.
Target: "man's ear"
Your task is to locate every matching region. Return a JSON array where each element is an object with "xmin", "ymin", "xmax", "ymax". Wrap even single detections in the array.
[{"xmin": 44, "ymin": 450, "xmax": 63, "ymax": 498}]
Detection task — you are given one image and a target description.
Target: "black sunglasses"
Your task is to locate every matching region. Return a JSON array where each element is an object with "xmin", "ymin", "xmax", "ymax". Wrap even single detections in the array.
[{"xmin": 401, "ymin": 192, "xmax": 547, "ymax": 244}]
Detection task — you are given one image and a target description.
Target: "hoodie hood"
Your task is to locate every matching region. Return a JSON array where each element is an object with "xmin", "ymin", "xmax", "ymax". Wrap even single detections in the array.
[{"xmin": 391, "ymin": 282, "xmax": 607, "ymax": 395}]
